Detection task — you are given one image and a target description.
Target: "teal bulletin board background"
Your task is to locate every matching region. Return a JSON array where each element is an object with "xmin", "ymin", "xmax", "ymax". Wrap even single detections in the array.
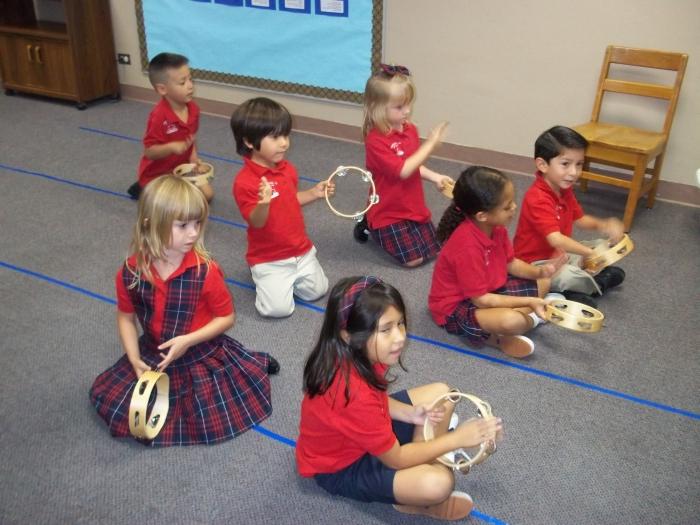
[{"xmin": 137, "ymin": 0, "xmax": 382, "ymax": 103}]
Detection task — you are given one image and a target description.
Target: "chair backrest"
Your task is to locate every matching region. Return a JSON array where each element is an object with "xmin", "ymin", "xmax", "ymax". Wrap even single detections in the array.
[{"xmin": 590, "ymin": 45, "xmax": 688, "ymax": 135}]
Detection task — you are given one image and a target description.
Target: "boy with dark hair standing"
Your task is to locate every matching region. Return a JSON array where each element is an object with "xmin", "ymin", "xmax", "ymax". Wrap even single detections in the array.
[
  {"xmin": 128, "ymin": 52, "xmax": 213, "ymax": 201},
  {"xmin": 513, "ymin": 125, "xmax": 626, "ymax": 307},
  {"xmin": 230, "ymin": 97, "xmax": 331, "ymax": 318}
]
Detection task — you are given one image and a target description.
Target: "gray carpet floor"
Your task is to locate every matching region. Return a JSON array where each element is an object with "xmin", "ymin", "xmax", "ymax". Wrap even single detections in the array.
[{"xmin": 0, "ymin": 92, "xmax": 698, "ymax": 525}]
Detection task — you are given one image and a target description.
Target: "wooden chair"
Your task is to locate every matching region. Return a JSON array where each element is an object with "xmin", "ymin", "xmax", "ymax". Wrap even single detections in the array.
[{"xmin": 573, "ymin": 45, "xmax": 688, "ymax": 231}]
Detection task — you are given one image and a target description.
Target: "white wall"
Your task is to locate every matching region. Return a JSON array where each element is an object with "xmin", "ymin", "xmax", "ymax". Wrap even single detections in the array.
[{"xmin": 110, "ymin": 0, "xmax": 699, "ymax": 186}]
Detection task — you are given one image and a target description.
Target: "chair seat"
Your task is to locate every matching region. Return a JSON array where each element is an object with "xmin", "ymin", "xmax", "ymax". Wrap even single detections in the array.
[{"xmin": 573, "ymin": 122, "xmax": 666, "ymax": 156}]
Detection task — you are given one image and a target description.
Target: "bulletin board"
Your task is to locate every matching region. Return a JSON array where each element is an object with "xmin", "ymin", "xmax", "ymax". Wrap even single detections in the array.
[{"xmin": 135, "ymin": 0, "xmax": 383, "ymax": 103}]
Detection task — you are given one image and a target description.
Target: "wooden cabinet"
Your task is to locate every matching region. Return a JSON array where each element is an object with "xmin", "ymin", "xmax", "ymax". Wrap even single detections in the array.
[{"xmin": 0, "ymin": 0, "xmax": 119, "ymax": 108}]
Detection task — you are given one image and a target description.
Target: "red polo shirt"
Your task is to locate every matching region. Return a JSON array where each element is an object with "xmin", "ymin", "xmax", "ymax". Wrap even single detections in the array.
[
  {"xmin": 513, "ymin": 173, "xmax": 584, "ymax": 262},
  {"xmin": 233, "ymin": 157, "xmax": 312, "ymax": 266},
  {"xmin": 296, "ymin": 363, "xmax": 396, "ymax": 477},
  {"xmin": 116, "ymin": 251, "xmax": 233, "ymax": 336},
  {"xmin": 137, "ymin": 98, "xmax": 200, "ymax": 187},
  {"xmin": 429, "ymin": 220, "xmax": 513, "ymax": 325},
  {"xmin": 365, "ymin": 123, "xmax": 432, "ymax": 229}
]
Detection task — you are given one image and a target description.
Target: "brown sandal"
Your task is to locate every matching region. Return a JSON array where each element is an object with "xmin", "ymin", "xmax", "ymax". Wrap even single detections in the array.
[{"xmin": 394, "ymin": 491, "xmax": 474, "ymax": 521}]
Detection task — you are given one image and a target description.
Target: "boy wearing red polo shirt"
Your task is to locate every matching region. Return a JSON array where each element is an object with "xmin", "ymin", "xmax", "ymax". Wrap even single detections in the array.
[
  {"xmin": 513, "ymin": 126, "xmax": 626, "ymax": 307},
  {"xmin": 127, "ymin": 53, "xmax": 214, "ymax": 201},
  {"xmin": 230, "ymin": 97, "xmax": 330, "ymax": 318}
]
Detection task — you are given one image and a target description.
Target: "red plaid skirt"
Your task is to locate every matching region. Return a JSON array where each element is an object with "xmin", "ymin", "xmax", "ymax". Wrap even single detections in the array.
[
  {"xmin": 90, "ymin": 335, "xmax": 272, "ymax": 447},
  {"xmin": 370, "ymin": 219, "xmax": 440, "ymax": 265},
  {"xmin": 442, "ymin": 276, "xmax": 538, "ymax": 346}
]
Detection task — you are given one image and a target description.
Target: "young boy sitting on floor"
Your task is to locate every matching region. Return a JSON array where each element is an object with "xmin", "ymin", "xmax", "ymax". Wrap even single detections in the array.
[{"xmin": 513, "ymin": 125, "xmax": 626, "ymax": 308}]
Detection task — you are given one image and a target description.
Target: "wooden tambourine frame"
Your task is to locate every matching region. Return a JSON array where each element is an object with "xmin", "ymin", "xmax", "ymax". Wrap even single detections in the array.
[
  {"xmin": 584, "ymin": 234, "xmax": 634, "ymax": 272},
  {"xmin": 423, "ymin": 389, "xmax": 496, "ymax": 475},
  {"xmin": 324, "ymin": 166, "xmax": 379, "ymax": 221},
  {"xmin": 544, "ymin": 299, "xmax": 604, "ymax": 333},
  {"xmin": 440, "ymin": 179, "xmax": 456, "ymax": 199},
  {"xmin": 129, "ymin": 370, "xmax": 170, "ymax": 440},
  {"xmin": 173, "ymin": 162, "xmax": 215, "ymax": 187}
]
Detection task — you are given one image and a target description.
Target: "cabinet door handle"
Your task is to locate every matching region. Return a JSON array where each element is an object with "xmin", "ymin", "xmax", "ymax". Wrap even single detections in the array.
[
  {"xmin": 26, "ymin": 44, "xmax": 33, "ymax": 62},
  {"xmin": 34, "ymin": 46, "xmax": 43, "ymax": 64}
]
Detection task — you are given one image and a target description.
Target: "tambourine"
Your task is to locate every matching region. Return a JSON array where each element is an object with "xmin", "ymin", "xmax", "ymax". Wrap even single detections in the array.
[
  {"xmin": 544, "ymin": 299, "xmax": 604, "ymax": 333},
  {"xmin": 173, "ymin": 162, "xmax": 215, "ymax": 187},
  {"xmin": 324, "ymin": 166, "xmax": 379, "ymax": 221},
  {"xmin": 440, "ymin": 179, "xmax": 456, "ymax": 199},
  {"xmin": 583, "ymin": 234, "xmax": 634, "ymax": 272},
  {"xmin": 128, "ymin": 370, "xmax": 169, "ymax": 440},
  {"xmin": 423, "ymin": 389, "xmax": 496, "ymax": 475}
]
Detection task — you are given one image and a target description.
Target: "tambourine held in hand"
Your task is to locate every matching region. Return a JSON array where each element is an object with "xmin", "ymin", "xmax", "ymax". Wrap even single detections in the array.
[
  {"xmin": 324, "ymin": 166, "xmax": 378, "ymax": 221},
  {"xmin": 173, "ymin": 162, "xmax": 215, "ymax": 188},
  {"xmin": 441, "ymin": 179, "xmax": 456, "ymax": 199},
  {"xmin": 584, "ymin": 234, "xmax": 634, "ymax": 272},
  {"xmin": 544, "ymin": 299, "xmax": 604, "ymax": 333},
  {"xmin": 129, "ymin": 370, "xmax": 170, "ymax": 440},
  {"xmin": 423, "ymin": 389, "xmax": 496, "ymax": 475}
]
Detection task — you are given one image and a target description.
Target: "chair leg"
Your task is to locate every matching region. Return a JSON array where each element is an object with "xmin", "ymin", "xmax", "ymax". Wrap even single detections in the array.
[
  {"xmin": 622, "ymin": 156, "xmax": 647, "ymax": 232},
  {"xmin": 580, "ymin": 160, "xmax": 590, "ymax": 192},
  {"xmin": 646, "ymin": 152, "xmax": 666, "ymax": 209}
]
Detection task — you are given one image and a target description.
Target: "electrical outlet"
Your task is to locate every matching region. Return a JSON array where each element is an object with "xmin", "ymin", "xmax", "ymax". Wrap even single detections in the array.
[{"xmin": 117, "ymin": 53, "xmax": 131, "ymax": 65}]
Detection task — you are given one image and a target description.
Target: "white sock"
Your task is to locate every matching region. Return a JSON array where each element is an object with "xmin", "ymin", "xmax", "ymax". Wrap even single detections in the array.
[
  {"xmin": 545, "ymin": 292, "xmax": 566, "ymax": 301},
  {"xmin": 529, "ymin": 311, "xmax": 545, "ymax": 327}
]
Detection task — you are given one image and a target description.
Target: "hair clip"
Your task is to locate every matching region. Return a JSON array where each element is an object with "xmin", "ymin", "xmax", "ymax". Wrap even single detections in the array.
[{"xmin": 380, "ymin": 63, "xmax": 410, "ymax": 76}]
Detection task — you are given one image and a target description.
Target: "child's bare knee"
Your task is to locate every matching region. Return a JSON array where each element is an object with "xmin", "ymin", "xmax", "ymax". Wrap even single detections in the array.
[{"xmin": 419, "ymin": 468, "xmax": 454, "ymax": 503}]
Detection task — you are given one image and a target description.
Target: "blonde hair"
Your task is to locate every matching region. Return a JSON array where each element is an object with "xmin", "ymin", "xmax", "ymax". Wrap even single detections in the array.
[
  {"xmin": 362, "ymin": 71, "xmax": 416, "ymax": 138},
  {"xmin": 127, "ymin": 175, "xmax": 210, "ymax": 286}
]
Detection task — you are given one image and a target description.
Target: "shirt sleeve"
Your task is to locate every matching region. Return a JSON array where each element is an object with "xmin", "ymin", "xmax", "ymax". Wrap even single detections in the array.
[
  {"xmin": 115, "ymin": 267, "xmax": 135, "ymax": 313},
  {"xmin": 201, "ymin": 261, "xmax": 234, "ymax": 317},
  {"xmin": 142, "ymin": 106, "xmax": 166, "ymax": 148},
  {"xmin": 233, "ymin": 172, "xmax": 259, "ymax": 223},
  {"xmin": 365, "ymin": 133, "xmax": 405, "ymax": 180}
]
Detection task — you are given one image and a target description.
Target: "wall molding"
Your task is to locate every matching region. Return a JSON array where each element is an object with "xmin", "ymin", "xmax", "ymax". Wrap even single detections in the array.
[{"xmin": 120, "ymin": 84, "xmax": 700, "ymax": 207}]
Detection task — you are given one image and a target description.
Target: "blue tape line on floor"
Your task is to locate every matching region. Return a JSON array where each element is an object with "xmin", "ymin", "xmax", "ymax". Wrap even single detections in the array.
[
  {"xmin": 0, "ymin": 259, "xmax": 506, "ymax": 525},
  {"xmin": 77, "ymin": 126, "xmax": 322, "ymax": 182},
  {"xmin": 3, "ymin": 165, "xmax": 700, "ymax": 422}
]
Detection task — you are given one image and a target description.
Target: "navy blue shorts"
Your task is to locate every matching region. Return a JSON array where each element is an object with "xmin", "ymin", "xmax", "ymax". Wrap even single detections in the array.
[{"xmin": 313, "ymin": 390, "xmax": 415, "ymax": 504}]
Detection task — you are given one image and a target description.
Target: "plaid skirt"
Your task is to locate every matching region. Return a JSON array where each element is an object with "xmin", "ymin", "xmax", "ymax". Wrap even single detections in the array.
[
  {"xmin": 90, "ymin": 335, "xmax": 272, "ymax": 447},
  {"xmin": 443, "ymin": 276, "xmax": 539, "ymax": 346},
  {"xmin": 370, "ymin": 219, "xmax": 440, "ymax": 265}
]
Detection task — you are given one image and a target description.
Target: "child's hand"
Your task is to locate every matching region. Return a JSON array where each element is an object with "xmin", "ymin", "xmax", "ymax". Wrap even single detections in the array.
[
  {"xmin": 258, "ymin": 176, "xmax": 273, "ymax": 204},
  {"xmin": 453, "ymin": 417, "xmax": 503, "ymax": 449},
  {"xmin": 156, "ymin": 335, "xmax": 193, "ymax": 371},
  {"xmin": 602, "ymin": 217, "xmax": 625, "ymax": 245},
  {"xmin": 170, "ymin": 136, "xmax": 194, "ymax": 155},
  {"xmin": 408, "ymin": 403, "xmax": 446, "ymax": 426},
  {"xmin": 435, "ymin": 175, "xmax": 454, "ymax": 192},
  {"xmin": 427, "ymin": 121, "xmax": 449, "ymax": 146},
  {"xmin": 311, "ymin": 180, "xmax": 332, "ymax": 200},
  {"xmin": 539, "ymin": 251, "xmax": 568, "ymax": 278},
  {"xmin": 129, "ymin": 357, "xmax": 151, "ymax": 378},
  {"xmin": 529, "ymin": 297, "xmax": 548, "ymax": 319}
]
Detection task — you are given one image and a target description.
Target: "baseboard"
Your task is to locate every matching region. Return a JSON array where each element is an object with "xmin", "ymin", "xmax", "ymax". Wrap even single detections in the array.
[{"xmin": 119, "ymin": 84, "xmax": 700, "ymax": 207}]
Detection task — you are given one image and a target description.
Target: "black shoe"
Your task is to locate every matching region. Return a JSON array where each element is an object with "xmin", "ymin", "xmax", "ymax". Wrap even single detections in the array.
[
  {"xmin": 353, "ymin": 216, "xmax": 369, "ymax": 243},
  {"xmin": 563, "ymin": 291, "xmax": 598, "ymax": 309},
  {"xmin": 593, "ymin": 266, "xmax": 625, "ymax": 295},
  {"xmin": 127, "ymin": 181, "xmax": 141, "ymax": 200},
  {"xmin": 267, "ymin": 356, "xmax": 280, "ymax": 375}
]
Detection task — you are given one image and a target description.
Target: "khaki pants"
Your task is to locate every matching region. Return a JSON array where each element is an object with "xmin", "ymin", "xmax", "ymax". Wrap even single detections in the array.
[
  {"xmin": 533, "ymin": 239, "xmax": 606, "ymax": 295},
  {"xmin": 250, "ymin": 246, "xmax": 328, "ymax": 318}
]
